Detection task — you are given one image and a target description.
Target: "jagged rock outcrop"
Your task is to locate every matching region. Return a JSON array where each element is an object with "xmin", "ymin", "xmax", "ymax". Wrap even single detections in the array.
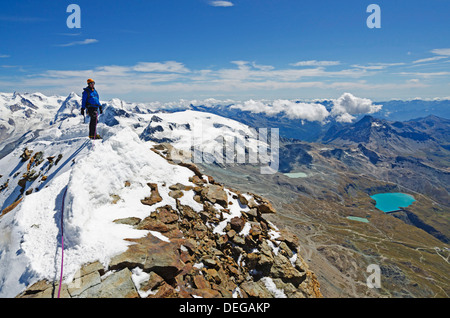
[
  {"xmin": 1, "ymin": 147, "xmax": 61, "ymax": 217},
  {"xmin": 16, "ymin": 143, "xmax": 322, "ymax": 299}
]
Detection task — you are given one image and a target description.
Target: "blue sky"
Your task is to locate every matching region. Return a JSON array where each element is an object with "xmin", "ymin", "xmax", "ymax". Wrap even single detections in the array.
[{"xmin": 0, "ymin": 0, "xmax": 449, "ymax": 102}]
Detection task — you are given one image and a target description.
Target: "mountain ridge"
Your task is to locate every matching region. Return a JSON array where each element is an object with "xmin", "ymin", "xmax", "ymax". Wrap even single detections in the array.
[
  {"xmin": 1, "ymin": 91, "xmax": 448, "ymax": 298},
  {"xmin": 0, "ymin": 94, "xmax": 322, "ymax": 298}
]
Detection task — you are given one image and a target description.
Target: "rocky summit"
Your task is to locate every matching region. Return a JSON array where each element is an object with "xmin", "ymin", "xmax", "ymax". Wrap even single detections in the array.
[{"xmin": 15, "ymin": 143, "xmax": 322, "ymax": 299}]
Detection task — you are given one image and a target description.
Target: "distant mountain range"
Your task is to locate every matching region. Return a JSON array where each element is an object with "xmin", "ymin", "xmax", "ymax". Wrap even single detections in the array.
[
  {"xmin": 190, "ymin": 98, "xmax": 450, "ymax": 142},
  {"xmin": 195, "ymin": 107, "xmax": 450, "ymax": 297},
  {"xmin": 320, "ymin": 114, "xmax": 450, "ymax": 207},
  {"xmin": 322, "ymin": 114, "xmax": 450, "ymax": 156},
  {"xmin": 1, "ymin": 91, "xmax": 448, "ymax": 146},
  {"xmin": 373, "ymin": 99, "xmax": 450, "ymax": 122}
]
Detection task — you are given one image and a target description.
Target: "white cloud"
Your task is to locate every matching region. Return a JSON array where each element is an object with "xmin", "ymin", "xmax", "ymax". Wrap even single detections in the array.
[
  {"xmin": 330, "ymin": 92, "xmax": 382, "ymax": 121},
  {"xmin": 35, "ymin": 62, "xmax": 189, "ymax": 85},
  {"xmin": 230, "ymin": 60, "xmax": 250, "ymax": 69},
  {"xmin": 334, "ymin": 112, "xmax": 356, "ymax": 123},
  {"xmin": 209, "ymin": 1, "xmax": 234, "ymax": 7},
  {"xmin": 351, "ymin": 62, "xmax": 405, "ymax": 70},
  {"xmin": 217, "ymin": 60, "xmax": 371, "ymax": 83},
  {"xmin": 41, "ymin": 69, "xmax": 94, "ymax": 78},
  {"xmin": 407, "ymin": 78, "xmax": 420, "ymax": 84},
  {"xmin": 57, "ymin": 38, "xmax": 98, "ymax": 47},
  {"xmin": 408, "ymin": 48, "xmax": 450, "ymax": 65},
  {"xmin": 397, "ymin": 71, "xmax": 450, "ymax": 77},
  {"xmin": 431, "ymin": 48, "xmax": 450, "ymax": 56},
  {"xmin": 291, "ymin": 60, "xmax": 340, "ymax": 67},
  {"xmin": 57, "ymin": 32, "xmax": 82, "ymax": 37},
  {"xmin": 278, "ymin": 100, "xmax": 330, "ymax": 122},
  {"xmin": 133, "ymin": 61, "xmax": 190, "ymax": 73},
  {"xmin": 96, "ymin": 65, "xmax": 132, "ymax": 76},
  {"xmin": 6, "ymin": 54, "xmax": 443, "ymax": 102},
  {"xmin": 351, "ymin": 64, "xmax": 386, "ymax": 70},
  {"xmin": 228, "ymin": 93, "xmax": 383, "ymax": 123},
  {"xmin": 412, "ymin": 56, "xmax": 447, "ymax": 64},
  {"xmin": 230, "ymin": 99, "xmax": 330, "ymax": 122},
  {"xmin": 251, "ymin": 62, "xmax": 275, "ymax": 71},
  {"xmin": 12, "ymin": 59, "xmax": 380, "ymax": 98},
  {"xmin": 231, "ymin": 99, "xmax": 268, "ymax": 113},
  {"xmin": 0, "ymin": 54, "xmax": 10, "ymax": 58}
]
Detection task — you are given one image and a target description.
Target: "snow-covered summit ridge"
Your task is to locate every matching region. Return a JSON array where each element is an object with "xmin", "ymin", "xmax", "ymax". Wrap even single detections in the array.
[{"xmin": 0, "ymin": 126, "xmax": 198, "ymax": 297}]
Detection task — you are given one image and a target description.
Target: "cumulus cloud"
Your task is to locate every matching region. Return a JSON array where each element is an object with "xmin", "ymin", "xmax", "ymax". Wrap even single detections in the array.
[
  {"xmin": 228, "ymin": 93, "xmax": 381, "ymax": 123},
  {"xmin": 330, "ymin": 92, "xmax": 382, "ymax": 122},
  {"xmin": 230, "ymin": 99, "xmax": 330, "ymax": 122},
  {"xmin": 333, "ymin": 112, "xmax": 356, "ymax": 123},
  {"xmin": 278, "ymin": 100, "xmax": 330, "ymax": 122}
]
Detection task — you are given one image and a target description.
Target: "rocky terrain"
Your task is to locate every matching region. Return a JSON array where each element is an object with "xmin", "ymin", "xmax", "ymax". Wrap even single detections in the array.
[
  {"xmin": 198, "ymin": 165, "xmax": 449, "ymax": 297},
  {"xmin": 10, "ymin": 143, "xmax": 321, "ymax": 298},
  {"xmin": 197, "ymin": 125, "xmax": 450, "ymax": 297}
]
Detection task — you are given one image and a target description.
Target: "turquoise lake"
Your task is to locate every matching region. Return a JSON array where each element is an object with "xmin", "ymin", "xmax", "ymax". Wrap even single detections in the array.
[{"xmin": 370, "ymin": 193, "xmax": 416, "ymax": 212}]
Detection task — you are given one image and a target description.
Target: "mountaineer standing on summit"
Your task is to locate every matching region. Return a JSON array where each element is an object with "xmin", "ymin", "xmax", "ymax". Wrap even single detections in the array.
[{"xmin": 81, "ymin": 78, "xmax": 103, "ymax": 139}]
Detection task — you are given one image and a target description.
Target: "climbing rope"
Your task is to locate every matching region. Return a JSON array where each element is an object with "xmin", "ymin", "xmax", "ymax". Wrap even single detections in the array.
[
  {"xmin": 56, "ymin": 111, "xmax": 100, "ymax": 297},
  {"xmin": 57, "ymin": 186, "xmax": 68, "ymax": 298}
]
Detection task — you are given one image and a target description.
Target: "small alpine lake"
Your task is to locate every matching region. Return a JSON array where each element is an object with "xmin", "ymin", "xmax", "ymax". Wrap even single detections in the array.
[{"xmin": 370, "ymin": 192, "xmax": 416, "ymax": 213}]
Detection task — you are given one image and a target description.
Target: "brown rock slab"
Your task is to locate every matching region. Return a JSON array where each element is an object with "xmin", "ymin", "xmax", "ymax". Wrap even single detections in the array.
[
  {"xmin": 141, "ymin": 182, "xmax": 162, "ymax": 206},
  {"xmin": 109, "ymin": 233, "xmax": 185, "ymax": 282},
  {"xmin": 201, "ymin": 184, "xmax": 228, "ymax": 207}
]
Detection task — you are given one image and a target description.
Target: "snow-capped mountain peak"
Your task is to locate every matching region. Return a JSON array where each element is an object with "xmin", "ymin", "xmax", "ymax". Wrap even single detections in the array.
[{"xmin": 53, "ymin": 93, "xmax": 81, "ymax": 123}]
